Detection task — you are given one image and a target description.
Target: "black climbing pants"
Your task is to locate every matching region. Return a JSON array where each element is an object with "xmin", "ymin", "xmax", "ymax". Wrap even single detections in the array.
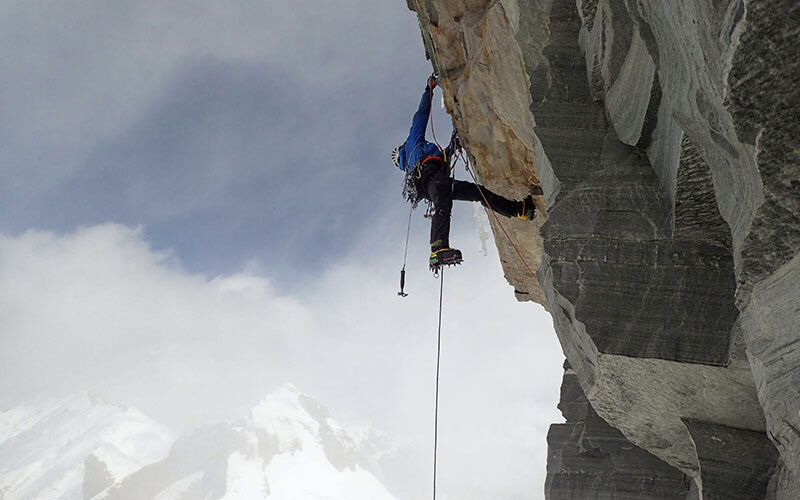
[{"xmin": 417, "ymin": 159, "xmax": 522, "ymax": 251}]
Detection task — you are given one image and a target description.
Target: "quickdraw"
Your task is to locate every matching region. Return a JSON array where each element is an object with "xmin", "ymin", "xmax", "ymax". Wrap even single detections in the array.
[{"xmin": 402, "ymin": 160, "xmax": 425, "ymax": 209}]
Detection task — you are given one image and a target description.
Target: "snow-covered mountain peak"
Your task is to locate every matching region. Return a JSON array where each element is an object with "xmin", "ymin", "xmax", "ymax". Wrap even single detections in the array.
[
  {"xmin": 249, "ymin": 386, "xmax": 317, "ymax": 452},
  {"xmin": 1, "ymin": 388, "xmax": 396, "ymax": 499},
  {"xmin": 249, "ymin": 386, "xmax": 355, "ymax": 461},
  {"xmin": 96, "ymin": 387, "xmax": 396, "ymax": 499}
]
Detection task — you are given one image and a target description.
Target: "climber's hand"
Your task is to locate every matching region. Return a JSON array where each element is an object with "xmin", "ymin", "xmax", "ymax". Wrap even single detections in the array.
[{"xmin": 427, "ymin": 75, "xmax": 437, "ymax": 91}]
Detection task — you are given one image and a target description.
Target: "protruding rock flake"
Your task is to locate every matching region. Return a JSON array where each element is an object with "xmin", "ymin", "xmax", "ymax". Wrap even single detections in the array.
[{"xmin": 410, "ymin": 0, "xmax": 798, "ymax": 498}]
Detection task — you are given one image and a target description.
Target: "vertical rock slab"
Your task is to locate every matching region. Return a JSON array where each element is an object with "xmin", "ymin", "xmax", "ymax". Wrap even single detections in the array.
[
  {"xmin": 528, "ymin": 0, "xmax": 765, "ymax": 480},
  {"xmin": 722, "ymin": 0, "xmax": 800, "ymax": 286},
  {"xmin": 740, "ymin": 252, "xmax": 800, "ymax": 496},
  {"xmin": 608, "ymin": 0, "xmax": 800, "ymax": 491},
  {"xmin": 724, "ymin": 1, "xmax": 800, "ymax": 492},
  {"xmin": 535, "ymin": 0, "xmax": 739, "ymax": 365},
  {"xmin": 682, "ymin": 419, "xmax": 778, "ymax": 500}
]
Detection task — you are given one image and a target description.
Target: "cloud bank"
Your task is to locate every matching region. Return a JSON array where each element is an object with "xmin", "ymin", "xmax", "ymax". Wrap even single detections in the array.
[{"xmin": 0, "ymin": 220, "xmax": 563, "ymax": 499}]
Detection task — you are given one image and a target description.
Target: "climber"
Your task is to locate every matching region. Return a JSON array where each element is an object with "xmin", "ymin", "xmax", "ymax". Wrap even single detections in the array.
[{"xmin": 392, "ymin": 75, "xmax": 535, "ymax": 270}]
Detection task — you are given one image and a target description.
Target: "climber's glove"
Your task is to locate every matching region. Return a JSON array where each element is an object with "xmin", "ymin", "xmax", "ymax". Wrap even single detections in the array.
[{"xmin": 427, "ymin": 75, "xmax": 437, "ymax": 92}]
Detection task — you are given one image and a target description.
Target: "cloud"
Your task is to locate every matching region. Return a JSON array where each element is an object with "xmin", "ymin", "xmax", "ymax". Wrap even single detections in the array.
[
  {"xmin": 0, "ymin": 0, "xmax": 434, "ymax": 282},
  {"xmin": 0, "ymin": 0, "xmax": 414, "ymax": 172},
  {"xmin": 0, "ymin": 223, "xmax": 307, "ymax": 418},
  {"xmin": 37, "ymin": 57, "xmax": 410, "ymax": 282},
  {"xmin": 0, "ymin": 219, "xmax": 564, "ymax": 499}
]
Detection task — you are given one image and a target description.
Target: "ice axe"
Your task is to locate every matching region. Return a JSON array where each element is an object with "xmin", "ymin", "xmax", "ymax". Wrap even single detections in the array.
[{"xmin": 398, "ymin": 267, "xmax": 408, "ymax": 297}]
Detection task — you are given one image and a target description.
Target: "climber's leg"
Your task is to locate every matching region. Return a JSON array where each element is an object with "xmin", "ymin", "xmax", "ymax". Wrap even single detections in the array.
[
  {"xmin": 451, "ymin": 179, "xmax": 525, "ymax": 218},
  {"xmin": 425, "ymin": 161, "xmax": 454, "ymax": 251}
]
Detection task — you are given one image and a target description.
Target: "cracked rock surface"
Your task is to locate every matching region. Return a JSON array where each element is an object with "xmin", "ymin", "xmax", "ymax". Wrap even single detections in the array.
[{"xmin": 409, "ymin": 0, "xmax": 798, "ymax": 497}]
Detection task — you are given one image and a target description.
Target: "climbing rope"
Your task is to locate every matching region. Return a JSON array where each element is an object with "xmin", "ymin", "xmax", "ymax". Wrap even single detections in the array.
[
  {"xmin": 455, "ymin": 148, "xmax": 538, "ymax": 282},
  {"xmin": 427, "ymin": 74, "xmax": 445, "ymax": 161},
  {"xmin": 429, "ymin": 84, "xmax": 451, "ymax": 499},
  {"xmin": 432, "ymin": 266, "xmax": 444, "ymax": 500}
]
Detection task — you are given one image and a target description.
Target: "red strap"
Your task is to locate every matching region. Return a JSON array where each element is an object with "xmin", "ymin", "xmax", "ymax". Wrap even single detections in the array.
[{"xmin": 421, "ymin": 155, "xmax": 443, "ymax": 164}]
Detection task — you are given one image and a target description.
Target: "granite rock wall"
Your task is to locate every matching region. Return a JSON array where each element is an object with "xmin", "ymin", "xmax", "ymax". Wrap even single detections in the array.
[{"xmin": 408, "ymin": 0, "xmax": 799, "ymax": 498}]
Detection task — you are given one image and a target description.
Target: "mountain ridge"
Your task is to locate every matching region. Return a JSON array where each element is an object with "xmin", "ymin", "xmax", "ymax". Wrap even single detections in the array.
[{"xmin": 0, "ymin": 387, "xmax": 396, "ymax": 500}]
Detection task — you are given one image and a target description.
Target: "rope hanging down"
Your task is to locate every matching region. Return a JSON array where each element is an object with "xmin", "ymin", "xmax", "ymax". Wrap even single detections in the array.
[
  {"xmin": 432, "ymin": 266, "xmax": 444, "ymax": 500},
  {"xmin": 396, "ymin": 74, "xmax": 536, "ymax": 499}
]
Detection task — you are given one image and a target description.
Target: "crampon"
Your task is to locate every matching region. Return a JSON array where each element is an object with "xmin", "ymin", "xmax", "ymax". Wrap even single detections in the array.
[{"xmin": 429, "ymin": 248, "xmax": 463, "ymax": 274}]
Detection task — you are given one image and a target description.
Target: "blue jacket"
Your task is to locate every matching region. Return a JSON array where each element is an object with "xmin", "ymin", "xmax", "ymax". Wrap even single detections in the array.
[{"xmin": 397, "ymin": 88, "xmax": 448, "ymax": 172}]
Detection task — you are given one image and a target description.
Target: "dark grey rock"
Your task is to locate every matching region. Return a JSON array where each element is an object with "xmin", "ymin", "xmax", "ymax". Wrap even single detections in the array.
[
  {"xmin": 101, "ymin": 425, "xmax": 247, "ymax": 499},
  {"xmin": 546, "ymin": 367, "xmax": 692, "ymax": 499},
  {"xmin": 740, "ymin": 252, "xmax": 800, "ymax": 497},
  {"xmin": 410, "ymin": 0, "xmax": 798, "ymax": 496},
  {"xmin": 682, "ymin": 419, "xmax": 778, "ymax": 500},
  {"xmin": 727, "ymin": 0, "xmax": 800, "ymax": 285},
  {"xmin": 83, "ymin": 455, "xmax": 114, "ymax": 500},
  {"xmin": 673, "ymin": 135, "xmax": 732, "ymax": 247},
  {"xmin": 527, "ymin": 0, "xmax": 764, "ymax": 482},
  {"xmin": 534, "ymin": 0, "xmax": 737, "ymax": 366}
]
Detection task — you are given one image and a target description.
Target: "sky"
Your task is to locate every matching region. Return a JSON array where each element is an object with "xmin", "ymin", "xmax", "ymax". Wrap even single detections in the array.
[{"xmin": 0, "ymin": 1, "xmax": 565, "ymax": 499}]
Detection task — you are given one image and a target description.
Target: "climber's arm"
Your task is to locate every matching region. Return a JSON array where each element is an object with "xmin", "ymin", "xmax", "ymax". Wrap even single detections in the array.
[{"xmin": 406, "ymin": 85, "xmax": 433, "ymax": 149}]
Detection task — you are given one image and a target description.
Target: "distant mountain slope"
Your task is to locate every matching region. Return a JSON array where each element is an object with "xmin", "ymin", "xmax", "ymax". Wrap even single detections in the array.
[
  {"xmin": 0, "ymin": 392, "xmax": 173, "ymax": 500},
  {"xmin": 0, "ymin": 388, "xmax": 396, "ymax": 500},
  {"xmin": 98, "ymin": 386, "xmax": 396, "ymax": 500}
]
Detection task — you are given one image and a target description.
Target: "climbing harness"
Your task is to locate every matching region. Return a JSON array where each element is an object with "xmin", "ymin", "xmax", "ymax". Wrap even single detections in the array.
[
  {"xmin": 423, "ymin": 201, "xmax": 435, "ymax": 219},
  {"xmin": 405, "ymin": 157, "xmax": 447, "ymax": 209}
]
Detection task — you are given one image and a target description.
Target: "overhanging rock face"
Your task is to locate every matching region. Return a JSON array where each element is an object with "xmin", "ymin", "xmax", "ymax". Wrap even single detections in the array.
[
  {"xmin": 408, "ymin": 0, "xmax": 799, "ymax": 498},
  {"xmin": 533, "ymin": 0, "xmax": 737, "ymax": 366}
]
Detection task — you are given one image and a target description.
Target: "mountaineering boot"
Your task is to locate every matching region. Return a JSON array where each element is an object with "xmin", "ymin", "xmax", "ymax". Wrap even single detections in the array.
[
  {"xmin": 430, "ymin": 247, "xmax": 463, "ymax": 270},
  {"xmin": 517, "ymin": 195, "xmax": 535, "ymax": 220}
]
